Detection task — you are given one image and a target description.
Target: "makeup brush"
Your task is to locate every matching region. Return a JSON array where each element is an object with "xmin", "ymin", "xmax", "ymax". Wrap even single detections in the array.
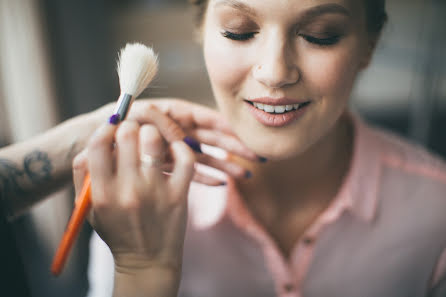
[{"xmin": 51, "ymin": 43, "xmax": 159, "ymax": 276}]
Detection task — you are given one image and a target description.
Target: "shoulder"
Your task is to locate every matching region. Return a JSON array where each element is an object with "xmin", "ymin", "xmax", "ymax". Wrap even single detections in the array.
[
  {"xmin": 367, "ymin": 123, "xmax": 446, "ymax": 183},
  {"xmin": 363, "ymin": 122, "xmax": 446, "ymax": 231}
]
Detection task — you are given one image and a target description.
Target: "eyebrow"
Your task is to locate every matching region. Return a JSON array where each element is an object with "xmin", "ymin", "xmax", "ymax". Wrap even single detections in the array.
[
  {"xmin": 214, "ymin": 0, "xmax": 258, "ymax": 17},
  {"xmin": 213, "ymin": 1, "xmax": 350, "ymax": 21},
  {"xmin": 298, "ymin": 3, "xmax": 351, "ymax": 25}
]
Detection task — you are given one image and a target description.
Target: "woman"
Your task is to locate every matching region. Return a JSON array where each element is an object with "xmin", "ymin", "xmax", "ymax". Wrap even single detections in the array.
[{"xmin": 79, "ymin": 0, "xmax": 446, "ymax": 296}]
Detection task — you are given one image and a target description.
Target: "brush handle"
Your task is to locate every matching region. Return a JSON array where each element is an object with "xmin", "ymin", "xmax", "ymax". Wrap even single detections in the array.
[{"xmin": 51, "ymin": 174, "xmax": 92, "ymax": 276}]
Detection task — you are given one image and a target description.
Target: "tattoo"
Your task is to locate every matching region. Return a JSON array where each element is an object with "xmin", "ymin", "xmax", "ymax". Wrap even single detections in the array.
[{"xmin": 0, "ymin": 150, "xmax": 52, "ymax": 210}]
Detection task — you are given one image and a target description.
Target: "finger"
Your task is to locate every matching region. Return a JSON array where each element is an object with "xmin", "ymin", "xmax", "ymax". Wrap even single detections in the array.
[
  {"xmin": 87, "ymin": 123, "xmax": 118, "ymax": 183},
  {"xmin": 160, "ymin": 163, "xmax": 226, "ymax": 187},
  {"xmin": 132, "ymin": 104, "xmax": 187, "ymax": 143},
  {"xmin": 72, "ymin": 149, "xmax": 88, "ymax": 199},
  {"xmin": 196, "ymin": 153, "xmax": 249, "ymax": 179},
  {"xmin": 168, "ymin": 141, "xmax": 196, "ymax": 199},
  {"xmin": 139, "ymin": 124, "xmax": 168, "ymax": 177},
  {"xmin": 131, "ymin": 99, "xmax": 235, "ymax": 134},
  {"xmin": 115, "ymin": 121, "xmax": 140, "ymax": 177},
  {"xmin": 189, "ymin": 129, "xmax": 258, "ymax": 161},
  {"xmin": 161, "ymin": 99, "xmax": 235, "ymax": 134},
  {"xmin": 192, "ymin": 171, "xmax": 227, "ymax": 187}
]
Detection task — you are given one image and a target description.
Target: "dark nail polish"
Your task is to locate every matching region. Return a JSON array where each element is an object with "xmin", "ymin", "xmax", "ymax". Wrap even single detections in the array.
[
  {"xmin": 245, "ymin": 171, "xmax": 253, "ymax": 179},
  {"xmin": 108, "ymin": 114, "xmax": 120, "ymax": 125},
  {"xmin": 220, "ymin": 181, "xmax": 227, "ymax": 186},
  {"xmin": 183, "ymin": 136, "xmax": 202, "ymax": 154},
  {"xmin": 258, "ymin": 156, "xmax": 268, "ymax": 163}
]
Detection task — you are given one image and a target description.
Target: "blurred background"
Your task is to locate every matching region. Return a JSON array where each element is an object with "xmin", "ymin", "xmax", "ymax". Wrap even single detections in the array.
[{"xmin": 0, "ymin": 0, "xmax": 445, "ymax": 296}]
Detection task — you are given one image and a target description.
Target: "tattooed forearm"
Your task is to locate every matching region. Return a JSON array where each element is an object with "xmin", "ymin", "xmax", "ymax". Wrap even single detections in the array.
[{"xmin": 0, "ymin": 150, "xmax": 52, "ymax": 215}]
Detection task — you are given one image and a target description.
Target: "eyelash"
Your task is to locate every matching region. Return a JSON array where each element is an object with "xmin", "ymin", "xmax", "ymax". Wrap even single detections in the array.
[
  {"xmin": 221, "ymin": 31, "xmax": 257, "ymax": 41},
  {"xmin": 221, "ymin": 30, "xmax": 341, "ymax": 46},
  {"xmin": 300, "ymin": 34, "xmax": 341, "ymax": 46}
]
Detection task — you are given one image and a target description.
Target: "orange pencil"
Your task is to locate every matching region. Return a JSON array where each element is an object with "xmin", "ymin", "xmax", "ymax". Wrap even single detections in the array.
[
  {"xmin": 51, "ymin": 43, "xmax": 158, "ymax": 276},
  {"xmin": 51, "ymin": 174, "xmax": 91, "ymax": 275}
]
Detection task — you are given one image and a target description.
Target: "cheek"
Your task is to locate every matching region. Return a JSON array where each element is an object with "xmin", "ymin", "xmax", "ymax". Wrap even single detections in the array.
[
  {"xmin": 203, "ymin": 33, "xmax": 251, "ymax": 98},
  {"xmin": 301, "ymin": 41, "xmax": 362, "ymax": 100}
]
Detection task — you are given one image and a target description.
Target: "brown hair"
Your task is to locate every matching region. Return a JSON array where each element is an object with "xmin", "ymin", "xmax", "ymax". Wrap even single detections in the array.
[
  {"xmin": 189, "ymin": 0, "xmax": 387, "ymax": 35},
  {"xmin": 364, "ymin": 0, "xmax": 388, "ymax": 35}
]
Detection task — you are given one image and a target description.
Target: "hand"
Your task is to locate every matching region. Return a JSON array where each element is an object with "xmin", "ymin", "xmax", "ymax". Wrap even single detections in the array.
[
  {"xmin": 73, "ymin": 121, "xmax": 194, "ymax": 296},
  {"xmin": 124, "ymin": 98, "xmax": 263, "ymax": 184}
]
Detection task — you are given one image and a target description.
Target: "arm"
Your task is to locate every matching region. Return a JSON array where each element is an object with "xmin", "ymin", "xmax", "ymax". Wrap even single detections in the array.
[
  {"xmin": 0, "ymin": 106, "xmax": 109, "ymax": 221},
  {"xmin": 1, "ymin": 98, "xmax": 258, "ymax": 221}
]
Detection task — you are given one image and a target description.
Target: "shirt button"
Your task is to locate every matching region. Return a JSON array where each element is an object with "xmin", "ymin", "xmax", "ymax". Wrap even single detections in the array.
[
  {"xmin": 302, "ymin": 236, "xmax": 314, "ymax": 245},
  {"xmin": 283, "ymin": 283, "xmax": 295, "ymax": 292}
]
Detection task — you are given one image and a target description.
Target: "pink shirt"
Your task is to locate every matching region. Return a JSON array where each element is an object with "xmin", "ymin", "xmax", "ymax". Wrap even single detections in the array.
[{"xmin": 87, "ymin": 115, "xmax": 446, "ymax": 297}]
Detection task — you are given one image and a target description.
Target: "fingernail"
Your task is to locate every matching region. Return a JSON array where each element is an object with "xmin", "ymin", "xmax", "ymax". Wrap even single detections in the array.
[
  {"xmin": 183, "ymin": 136, "xmax": 202, "ymax": 154},
  {"xmin": 220, "ymin": 181, "xmax": 227, "ymax": 186},
  {"xmin": 108, "ymin": 114, "xmax": 120, "ymax": 125},
  {"xmin": 245, "ymin": 171, "xmax": 253, "ymax": 179},
  {"xmin": 258, "ymin": 156, "xmax": 268, "ymax": 163}
]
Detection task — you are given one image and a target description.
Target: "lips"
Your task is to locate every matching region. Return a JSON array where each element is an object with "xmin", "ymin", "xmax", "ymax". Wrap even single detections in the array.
[
  {"xmin": 244, "ymin": 98, "xmax": 311, "ymax": 127},
  {"xmin": 248, "ymin": 97, "xmax": 309, "ymax": 106}
]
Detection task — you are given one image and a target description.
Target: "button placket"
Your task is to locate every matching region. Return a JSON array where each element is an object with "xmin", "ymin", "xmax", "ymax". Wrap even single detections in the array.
[
  {"xmin": 302, "ymin": 236, "xmax": 315, "ymax": 246},
  {"xmin": 283, "ymin": 283, "xmax": 295, "ymax": 292}
]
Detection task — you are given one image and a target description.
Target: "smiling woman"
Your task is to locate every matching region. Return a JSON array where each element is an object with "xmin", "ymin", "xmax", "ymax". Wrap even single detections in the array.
[{"xmin": 84, "ymin": 1, "xmax": 446, "ymax": 297}]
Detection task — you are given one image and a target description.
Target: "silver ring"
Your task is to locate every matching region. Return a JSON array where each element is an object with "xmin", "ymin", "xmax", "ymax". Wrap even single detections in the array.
[{"xmin": 140, "ymin": 154, "xmax": 163, "ymax": 168}]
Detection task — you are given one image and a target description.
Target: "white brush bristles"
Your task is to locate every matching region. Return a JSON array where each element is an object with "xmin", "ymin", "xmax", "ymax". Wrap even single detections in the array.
[{"xmin": 117, "ymin": 43, "xmax": 158, "ymax": 97}]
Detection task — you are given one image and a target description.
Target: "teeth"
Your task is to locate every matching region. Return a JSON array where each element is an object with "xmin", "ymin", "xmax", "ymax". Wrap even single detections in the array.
[
  {"xmin": 274, "ymin": 106, "xmax": 286, "ymax": 113},
  {"xmin": 263, "ymin": 104, "xmax": 275, "ymax": 113},
  {"xmin": 252, "ymin": 102, "xmax": 302, "ymax": 113}
]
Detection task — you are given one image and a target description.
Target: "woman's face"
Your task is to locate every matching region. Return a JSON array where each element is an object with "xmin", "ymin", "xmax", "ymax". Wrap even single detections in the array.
[{"xmin": 203, "ymin": 0, "xmax": 373, "ymax": 160}]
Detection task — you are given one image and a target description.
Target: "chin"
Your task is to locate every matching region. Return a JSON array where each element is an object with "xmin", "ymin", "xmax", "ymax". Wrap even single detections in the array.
[{"xmin": 239, "ymin": 131, "xmax": 316, "ymax": 161}]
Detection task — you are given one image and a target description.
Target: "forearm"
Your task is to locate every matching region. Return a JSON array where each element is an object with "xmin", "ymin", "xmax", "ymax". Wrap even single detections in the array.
[{"xmin": 0, "ymin": 105, "xmax": 110, "ymax": 220}]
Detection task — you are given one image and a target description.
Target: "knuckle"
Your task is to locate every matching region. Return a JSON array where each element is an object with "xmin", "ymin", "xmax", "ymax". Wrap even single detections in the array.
[
  {"xmin": 145, "ymin": 103, "xmax": 160, "ymax": 114},
  {"xmin": 120, "ymin": 195, "xmax": 142, "ymax": 211},
  {"xmin": 91, "ymin": 191, "xmax": 110, "ymax": 210},
  {"xmin": 165, "ymin": 121, "xmax": 183, "ymax": 139}
]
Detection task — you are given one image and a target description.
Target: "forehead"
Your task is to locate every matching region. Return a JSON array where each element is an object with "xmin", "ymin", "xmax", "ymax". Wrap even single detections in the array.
[{"xmin": 208, "ymin": 0, "xmax": 363, "ymax": 18}]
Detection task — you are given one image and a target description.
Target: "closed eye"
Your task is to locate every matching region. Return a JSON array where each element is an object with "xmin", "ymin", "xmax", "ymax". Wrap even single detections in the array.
[
  {"xmin": 300, "ymin": 34, "xmax": 341, "ymax": 46},
  {"xmin": 222, "ymin": 31, "xmax": 257, "ymax": 41}
]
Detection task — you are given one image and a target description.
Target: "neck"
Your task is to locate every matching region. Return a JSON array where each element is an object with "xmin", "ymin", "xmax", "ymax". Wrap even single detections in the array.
[{"xmin": 235, "ymin": 112, "xmax": 354, "ymax": 213}]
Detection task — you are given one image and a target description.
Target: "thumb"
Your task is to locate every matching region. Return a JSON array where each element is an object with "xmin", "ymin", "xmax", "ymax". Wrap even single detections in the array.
[{"xmin": 72, "ymin": 149, "xmax": 88, "ymax": 200}]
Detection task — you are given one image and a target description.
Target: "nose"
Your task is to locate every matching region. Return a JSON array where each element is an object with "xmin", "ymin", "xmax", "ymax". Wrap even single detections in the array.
[{"xmin": 253, "ymin": 34, "xmax": 300, "ymax": 88}]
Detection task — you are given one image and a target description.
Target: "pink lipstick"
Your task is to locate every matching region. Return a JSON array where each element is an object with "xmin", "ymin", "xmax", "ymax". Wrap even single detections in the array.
[{"xmin": 244, "ymin": 98, "xmax": 311, "ymax": 127}]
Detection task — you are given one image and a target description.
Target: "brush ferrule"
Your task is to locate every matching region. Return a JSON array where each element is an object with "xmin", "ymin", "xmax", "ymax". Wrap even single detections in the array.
[{"xmin": 113, "ymin": 93, "xmax": 134, "ymax": 121}]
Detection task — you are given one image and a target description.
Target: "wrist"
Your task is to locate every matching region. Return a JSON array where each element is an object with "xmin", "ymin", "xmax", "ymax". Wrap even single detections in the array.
[
  {"xmin": 59, "ymin": 103, "xmax": 113, "ymax": 156},
  {"xmin": 114, "ymin": 264, "xmax": 181, "ymax": 297}
]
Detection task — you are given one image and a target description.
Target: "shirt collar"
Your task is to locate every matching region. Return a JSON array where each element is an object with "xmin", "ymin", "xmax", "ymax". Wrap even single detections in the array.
[
  {"xmin": 188, "ymin": 113, "xmax": 383, "ymax": 230},
  {"xmin": 345, "ymin": 113, "xmax": 382, "ymax": 222}
]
